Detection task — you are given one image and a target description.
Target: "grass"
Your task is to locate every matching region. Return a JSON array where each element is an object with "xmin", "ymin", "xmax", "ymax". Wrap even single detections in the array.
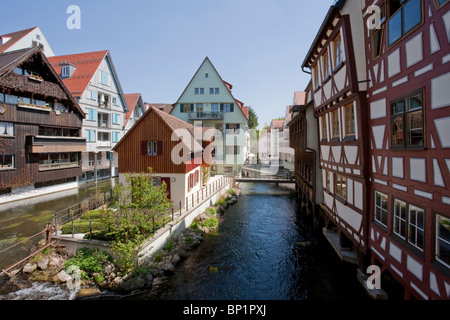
[{"xmin": 201, "ymin": 217, "xmax": 218, "ymax": 229}]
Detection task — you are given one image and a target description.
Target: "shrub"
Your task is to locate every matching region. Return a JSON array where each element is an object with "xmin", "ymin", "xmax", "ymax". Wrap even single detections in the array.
[
  {"xmin": 81, "ymin": 210, "xmax": 103, "ymax": 221},
  {"xmin": 227, "ymin": 189, "xmax": 236, "ymax": 196},
  {"xmin": 201, "ymin": 218, "xmax": 218, "ymax": 229},
  {"xmin": 190, "ymin": 221, "xmax": 200, "ymax": 230},
  {"xmin": 65, "ymin": 248, "xmax": 112, "ymax": 283},
  {"xmin": 205, "ymin": 208, "xmax": 216, "ymax": 216},
  {"xmin": 164, "ymin": 240, "xmax": 175, "ymax": 252},
  {"xmin": 153, "ymin": 253, "xmax": 163, "ymax": 263},
  {"xmin": 60, "ymin": 220, "xmax": 107, "ymax": 235},
  {"xmin": 214, "ymin": 199, "xmax": 226, "ymax": 207}
]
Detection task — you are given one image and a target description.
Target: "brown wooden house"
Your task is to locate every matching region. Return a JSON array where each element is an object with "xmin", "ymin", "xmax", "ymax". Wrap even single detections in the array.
[
  {"xmin": 113, "ymin": 106, "xmax": 213, "ymax": 207},
  {"xmin": 0, "ymin": 47, "xmax": 85, "ymax": 199}
]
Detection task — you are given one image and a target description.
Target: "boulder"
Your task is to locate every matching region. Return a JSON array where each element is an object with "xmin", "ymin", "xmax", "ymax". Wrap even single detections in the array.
[
  {"xmin": 57, "ymin": 270, "xmax": 72, "ymax": 283},
  {"xmin": 38, "ymin": 258, "xmax": 49, "ymax": 271},
  {"xmin": 76, "ymin": 288, "xmax": 102, "ymax": 299},
  {"xmin": 121, "ymin": 275, "xmax": 146, "ymax": 293},
  {"xmin": 157, "ymin": 260, "xmax": 175, "ymax": 273},
  {"xmin": 23, "ymin": 263, "xmax": 37, "ymax": 274}
]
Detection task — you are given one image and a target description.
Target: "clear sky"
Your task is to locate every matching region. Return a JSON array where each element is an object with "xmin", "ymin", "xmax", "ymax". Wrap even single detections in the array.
[{"xmin": 2, "ymin": 0, "xmax": 333, "ymax": 129}]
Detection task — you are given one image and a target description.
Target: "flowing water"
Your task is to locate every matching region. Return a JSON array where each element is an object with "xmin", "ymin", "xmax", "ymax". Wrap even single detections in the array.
[
  {"xmin": 1, "ymin": 181, "xmax": 368, "ymax": 300},
  {"xmin": 135, "ymin": 182, "xmax": 368, "ymax": 301}
]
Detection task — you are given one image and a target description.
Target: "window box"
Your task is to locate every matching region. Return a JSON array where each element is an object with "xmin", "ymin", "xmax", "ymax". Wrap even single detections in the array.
[
  {"xmin": 28, "ymin": 73, "xmax": 43, "ymax": 82},
  {"xmin": 17, "ymin": 102, "xmax": 52, "ymax": 112}
]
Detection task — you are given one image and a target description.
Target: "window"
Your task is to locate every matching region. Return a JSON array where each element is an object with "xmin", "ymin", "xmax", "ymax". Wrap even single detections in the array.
[
  {"xmin": 325, "ymin": 171, "xmax": 331, "ymax": 191},
  {"xmin": 224, "ymin": 167, "xmax": 233, "ymax": 173},
  {"xmin": 39, "ymin": 153, "xmax": 79, "ymax": 169},
  {"xmin": 211, "ymin": 103, "xmax": 219, "ymax": 113},
  {"xmin": 226, "ymin": 123, "xmax": 240, "ymax": 134},
  {"xmin": 112, "ymin": 132, "xmax": 119, "ymax": 143},
  {"xmin": 5, "ymin": 94, "xmax": 18, "ymax": 104},
  {"xmin": 393, "ymin": 199, "xmax": 424, "ymax": 250},
  {"xmin": 313, "ymin": 64, "xmax": 320, "ymax": 89},
  {"xmin": 344, "ymin": 103, "xmax": 356, "ymax": 137},
  {"xmin": 391, "ymin": 90, "xmax": 424, "ymax": 149},
  {"xmin": 332, "ymin": 109, "xmax": 340, "ymax": 140},
  {"xmin": 87, "ymin": 109, "xmax": 97, "ymax": 121},
  {"xmin": 321, "ymin": 116, "xmax": 328, "ymax": 141},
  {"xmin": 435, "ymin": 0, "xmax": 449, "ymax": 8},
  {"xmin": 215, "ymin": 88, "xmax": 219, "ymax": 95},
  {"xmin": 0, "ymin": 154, "xmax": 14, "ymax": 169},
  {"xmin": 435, "ymin": 214, "xmax": 450, "ymax": 268},
  {"xmin": 195, "ymin": 88, "xmax": 199, "ymax": 95},
  {"xmin": 200, "ymin": 88, "xmax": 204, "ymax": 95},
  {"xmin": 112, "ymin": 97, "xmax": 117, "ymax": 106},
  {"xmin": 87, "ymin": 130, "xmax": 96, "ymax": 142},
  {"xmin": 375, "ymin": 191, "xmax": 388, "ymax": 227},
  {"xmin": 388, "ymin": 0, "xmax": 423, "ymax": 46},
  {"xmin": 195, "ymin": 88, "xmax": 204, "ymax": 95},
  {"xmin": 332, "ymin": 33, "xmax": 343, "ymax": 67},
  {"xmin": 61, "ymin": 65, "xmax": 70, "ymax": 79},
  {"xmin": 113, "ymin": 113, "xmax": 119, "ymax": 124},
  {"xmin": 181, "ymin": 104, "xmax": 193, "ymax": 113},
  {"xmin": 90, "ymin": 90, "xmax": 98, "ymax": 101},
  {"xmin": 101, "ymin": 71, "xmax": 109, "ymax": 86},
  {"xmin": 0, "ymin": 122, "xmax": 14, "ymax": 136},
  {"xmin": 335, "ymin": 174, "xmax": 347, "ymax": 200},
  {"xmin": 221, "ymin": 103, "xmax": 234, "ymax": 112},
  {"xmin": 0, "ymin": 93, "xmax": 4, "ymax": 102},
  {"xmin": 145, "ymin": 141, "xmax": 161, "ymax": 156},
  {"xmin": 322, "ymin": 49, "xmax": 331, "ymax": 79}
]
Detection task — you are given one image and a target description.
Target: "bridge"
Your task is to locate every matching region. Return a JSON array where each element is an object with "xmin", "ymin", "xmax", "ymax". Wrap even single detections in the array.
[{"xmin": 235, "ymin": 177, "xmax": 295, "ymax": 184}]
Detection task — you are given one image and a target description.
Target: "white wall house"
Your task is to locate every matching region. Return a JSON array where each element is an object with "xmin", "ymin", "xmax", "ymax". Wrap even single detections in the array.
[
  {"xmin": 171, "ymin": 57, "xmax": 249, "ymax": 176},
  {"xmin": 0, "ymin": 27, "xmax": 55, "ymax": 57},
  {"xmin": 49, "ymin": 50, "xmax": 129, "ymax": 183}
]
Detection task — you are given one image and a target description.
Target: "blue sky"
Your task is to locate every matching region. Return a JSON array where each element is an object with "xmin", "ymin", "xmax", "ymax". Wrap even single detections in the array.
[{"xmin": 3, "ymin": 0, "xmax": 332, "ymax": 128}]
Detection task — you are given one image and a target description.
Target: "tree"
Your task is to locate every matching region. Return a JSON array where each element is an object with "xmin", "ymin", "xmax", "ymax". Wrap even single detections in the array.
[{"xmin": 248, "ymin": 106, "xmax": 259, "ymax": 129}]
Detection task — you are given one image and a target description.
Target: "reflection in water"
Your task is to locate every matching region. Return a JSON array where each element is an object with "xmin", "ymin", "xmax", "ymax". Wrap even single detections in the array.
[
  {"xmin": 0, "ymin": 179, "xmax": 116, "ymax": 269},
  {"xmin": 136, "ymin": 183, "xmax": 367, "ymax": 301}
]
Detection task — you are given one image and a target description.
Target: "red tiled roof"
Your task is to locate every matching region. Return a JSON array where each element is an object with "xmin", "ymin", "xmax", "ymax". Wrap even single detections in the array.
[
  {"xmin": 242, "ymin": 106, "xmax": 249, "ymax": 120},
  {"xmin": 145, "ymin": 103, "xmax": 174, "ymax": 114},
  {"xmin": 48, "ymin": 50, "xmax": 108, "ymax": 97},
  {"xmin": 271, "ymin": 120, "xmax": 284, "ymax": 129},
  {"xmin": 124, "ymin": 93, "xmax": 141, "ymax": 126},
  {"xmin": 0, "ymin": 27, "xmax": 38, "ymax": 53}
]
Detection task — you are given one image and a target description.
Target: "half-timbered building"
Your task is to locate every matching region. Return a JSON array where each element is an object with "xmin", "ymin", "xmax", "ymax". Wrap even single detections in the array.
[
  {"xmin": 0, "ymin": 47, "xmax": 85, "ymax": 201},
  {"xmin": 289, "ymin": 87, "xmax": 323, "ymax": 224},
  {"xmin": 113, "ymin": 106, "xmax": 213, "ymax": 207},
  {"xmin": 362, "ymin": 0, "xmax": 450, "ymax": 300},
  {"xmin": 301, "ymin": 0, "xmax": 371, "ymax": 268}
]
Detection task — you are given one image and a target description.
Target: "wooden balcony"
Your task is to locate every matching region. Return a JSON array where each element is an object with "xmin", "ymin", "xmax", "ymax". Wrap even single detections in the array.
[
  {"xmin": 189, "ymin": 111, "xmax": 224, "ymax": 121},
  {"xmin": 27, "ymin": 136, "xmax": 86, "ymax": 154}
]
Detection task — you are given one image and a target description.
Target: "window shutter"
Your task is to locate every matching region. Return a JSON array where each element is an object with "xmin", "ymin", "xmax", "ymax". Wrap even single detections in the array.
[
  {"xmin": 142, "ymin": 141, "xmax": 148, "ymax": 156},
  {"xmin": 230, "ymin": 104, "xmax": 234, "ymax": 112},
  {"xmin": 226, "ymin": 124, "xmax": 230, "ymax": 130},
  {"xmin": 237, "ymin": 124, "xmax": 240, "ymax": 130},
  {"xmin": 180, "ymin": 104, "xmax": 184, "ymax": 113},
  {"xmin": 190, "ymin": 104, "xmax": 194, "ymax": 112},
  {"xmin": 220, "ymin": 104, "xmax": 224, "ymax": 112},
  {"xmin": 157, "ymin": 141, "xmax": 162, "ymax": 155}
]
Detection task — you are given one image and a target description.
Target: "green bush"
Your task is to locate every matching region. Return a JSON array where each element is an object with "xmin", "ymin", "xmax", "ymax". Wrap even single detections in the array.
[
  {"xmin": 190, "ymin": 221, "xmax": 200, "ymax": 230},
  {"xmin": 205, "ymin": 208, "xmax": 216, "ymax": 216},
  {"xmin": 65, "ymin": 248, "xmax": 112, "ymax": 283},
  {"xmin": 81, "ymin": 210, "xmax": 103, "ymax": 221},
  {"xmin": 153, "ymin": 253, "xmax": 163, "ymax": 263},
  {"xmin": 214, "ymin": 199, "xmax": 226, "ymax": 207},
  {"xmin": 226, "ymin": 189, "xmax": 236, "ymax": 196},
  {"xmin": 164, "ymin": 240, "xmax": 175, "ymax": 252},
  {"xmin": 201, "ymin": 218, "xmax": 218, "ymax": 229}
]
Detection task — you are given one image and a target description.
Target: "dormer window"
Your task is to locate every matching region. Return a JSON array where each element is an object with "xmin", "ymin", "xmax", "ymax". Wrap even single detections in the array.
[
  {"xmin": 61, "ymin": 65, "xmax": 70, "ymax": 79},
  {"xmin": 60, "ymin": 63, "xmax": 76, "ymax": 79}
]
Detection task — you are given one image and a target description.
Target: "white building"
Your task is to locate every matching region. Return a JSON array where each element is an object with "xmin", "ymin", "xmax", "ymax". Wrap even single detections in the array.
[
  {"xmin": 0, "ymin": 27, "xmax": 55, "ymax": 57},
  {"xmin": 49, "ymin": 50, "xmax": 129, "ymax": 183}
]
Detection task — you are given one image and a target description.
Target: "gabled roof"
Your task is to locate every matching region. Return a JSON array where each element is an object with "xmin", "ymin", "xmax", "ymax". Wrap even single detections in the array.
[
  {"xmin": 293, "ymin": 91, "xmax": 306, "ymax": 106},
  {"xmin": 173, "ymin": 57, "xmax": 249, "ymax": 120},
  {"xmin": 145, "ymin": 103, "xmax": 174, "ymax": 114},
  {"xmin": 48, "ymin": 50, "xmax": 108, "ymax": 97},
  {"xmin": 0, "ymin": 47, "xmax": 84, "ymax": 117},
  {"xmin": 124, "ymin": 93, "xmax": 142, "ymax": 127},
  {"xmin": 114, "ymin": 106, "xmax": 208, "ymax": 153},
  {"xmin": 271, "ymin": 120, "xmax": 284, "ymax": 129},
  {"xmin": 0, "ymin": 27, "xmax": 38, "ymax": 53},
  {"xmin": 301, "ymin": 0, "xmax": 347, "ymax": 69}
]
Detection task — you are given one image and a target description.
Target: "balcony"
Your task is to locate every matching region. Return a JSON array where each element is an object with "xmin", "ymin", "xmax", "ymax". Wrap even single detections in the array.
[
  {"xmin": 98, "ymin": 120, "xmax": 110, "ymax": 129},
  {"xmin": 97, "ymin": 141, "xmax": 111, "ymax": 148},
  {"xmin": 27, "ymin": 136, "xmax": 86, "ymax": 154},
  {"xmin": 189, "ymin": 111, "xmax": 224, "ymax": 121}
]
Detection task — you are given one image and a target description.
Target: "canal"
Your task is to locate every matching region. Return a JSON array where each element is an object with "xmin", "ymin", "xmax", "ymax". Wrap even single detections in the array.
[
  {"xmin": 135, "ymin": 182, "xmax": 368, "ymax": 301},
  {"xmin": 0, "ymin": 179, "xmax": 116, "ymax": 270}
]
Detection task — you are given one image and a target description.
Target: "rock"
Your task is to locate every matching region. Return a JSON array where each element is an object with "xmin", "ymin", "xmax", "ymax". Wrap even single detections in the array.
[
  {"xmin": 195, "ymin": 213, "xmax": 209, "ymax": 223},
  {"xmin": 76, "ymin": 288, "xmax": 102, "ymax": 299},
  {"xmin": 157, "ymin": 260, "xmax": 174, "ymax": 273},
  {"xmin": 38, "ymin": 258, "xmax": 49, "ymax": 270},
  {"xmin": 148, "ymin": 268, "xmax": 164, "ymax": 277},
  {"xmin": 48, "ymin": 255, "xmax": 65, "ymax": 270},
  {"xmin": 23, "ymin": 263, "xmax": 37, "ymax": 274},
  {"xmin": 121, "ymin": 275, "xmax": 146, "ymax": 293},
  {"xmin": 218, "ymin": 206, "xmax": 226, "ymax": 215},
  {"xmin": 57, "ymin": 270, "xmax": 72, "ymax": 283},
  {"xmin": 170, "ymin": 254, "xmax": 181, "ymax": 266}
]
